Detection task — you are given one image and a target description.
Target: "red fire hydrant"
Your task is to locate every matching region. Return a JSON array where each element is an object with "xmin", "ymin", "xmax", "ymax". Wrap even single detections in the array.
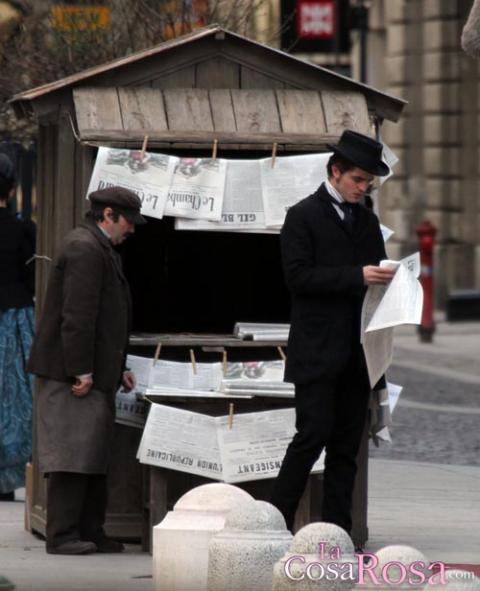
[{"xmin": 416, "ymin": 220, "xmax": 437, "ymax": 343}]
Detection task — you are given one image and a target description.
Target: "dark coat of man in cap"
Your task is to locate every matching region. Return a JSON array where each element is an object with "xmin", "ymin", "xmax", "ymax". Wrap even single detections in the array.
[
  {"xmin": 271, "ymin": 130, "xmax": 395, "ymax": 543},
  {"xmin": 28, "ymin": 186, "xmax": 145, "ymax": 555}
]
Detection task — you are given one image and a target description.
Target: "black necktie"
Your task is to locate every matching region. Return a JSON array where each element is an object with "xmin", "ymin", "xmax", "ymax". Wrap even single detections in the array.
[
  {"xmin": 339, "ymin": 202, "xmax": 355, "ymax": 230},
  {"xmin": 328, "ymin": 197, "xmax": 356, "ymax": 230}
]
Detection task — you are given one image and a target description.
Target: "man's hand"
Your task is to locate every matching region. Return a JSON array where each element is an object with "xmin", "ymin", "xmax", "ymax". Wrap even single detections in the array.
[
  {"xmin": 122, "ymin": 371, "xmax": 136, "ymax": 393},
  {"xmin": 72, "ymin": 375, "xmax": 93, "ymax": 397},
  {"xmin": 363, "ymin": 265, "xmax": 396, "ymax": 285}
]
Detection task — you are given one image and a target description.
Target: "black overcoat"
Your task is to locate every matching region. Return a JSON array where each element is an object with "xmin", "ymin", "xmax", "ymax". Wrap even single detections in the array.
[
  {"xmin": 281, "ymin": 184, "xmax": 387, "ymax": 385},
  {"xmin": 0, "ymin": 208, "xmax": 35, "ymax": 311},
  {"xmin": 28, "ymin": 220, "xmax": 131, "ymax": 394},
  {"xmin": 27, "ymin": 220, "xmax": 131, "ymax": 473}
]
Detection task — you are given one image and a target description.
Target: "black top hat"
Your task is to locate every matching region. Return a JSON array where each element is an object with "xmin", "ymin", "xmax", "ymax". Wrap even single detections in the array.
[
  {"xmin": 327, "ymin": 130, "xmax": 390, "ymax": 177},
  {"xmin": 88, "ymin": 186, "xmax": 146, "ymax": 225}
]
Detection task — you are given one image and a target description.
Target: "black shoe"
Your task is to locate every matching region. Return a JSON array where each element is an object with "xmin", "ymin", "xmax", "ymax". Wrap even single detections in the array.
[
  {"xmin": 0, "ymin": 492, "xmax": 15, "ymax": 501},
  {"xmin": 355, "ymin": 546, "xmax": 365, "ymax": 553},
  {"xmin": 93, "ymin": 538, "xmax": 124, "ymax": 553},
  {"xmin": 46, "ymin": 540, "xmax": 97, "ymax": 555},
  {"xmin": 355, "ymin": 547, "xmax": 372, "ymax": 564}
]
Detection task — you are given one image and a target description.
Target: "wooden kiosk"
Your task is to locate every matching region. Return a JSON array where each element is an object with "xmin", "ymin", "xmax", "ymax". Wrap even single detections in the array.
[{"xmin": 11, "ymin": 25, "xmax": 405, "ymax": 548}]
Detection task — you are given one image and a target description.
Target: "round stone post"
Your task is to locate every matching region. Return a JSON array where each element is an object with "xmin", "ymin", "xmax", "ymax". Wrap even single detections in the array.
[
  {"xmin": 152, "ymin": 483, "xmax": 253, "ymax": 591},
  {"xmin": 360, "ymin": 545, "xmax": 430, "ymax": 590},
  {"xmin": 272, "ymin": 522, "xmax": 357, "ymax": 591},
  {"xmin": 207, "ymin": 500, "xmax": 292, "ymax": 591}
]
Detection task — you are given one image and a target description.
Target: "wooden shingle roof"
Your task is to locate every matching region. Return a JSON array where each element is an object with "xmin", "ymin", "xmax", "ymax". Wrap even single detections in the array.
[{"xmin": 73, "ymin": 86, "xmax": 373, "ymax": 150}]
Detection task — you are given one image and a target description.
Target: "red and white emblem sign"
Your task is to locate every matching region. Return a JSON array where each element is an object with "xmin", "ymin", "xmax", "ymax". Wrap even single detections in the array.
[{"xmin": 297, "ymin": 0, "xmax": 336, "ymax": 40}]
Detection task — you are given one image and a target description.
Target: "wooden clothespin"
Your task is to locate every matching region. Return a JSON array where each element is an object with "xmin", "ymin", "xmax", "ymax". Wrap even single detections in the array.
[
  {"xmin": 271, "ymin": 142, "xmax": 278, "ymax": 168},
  {"xmin": 189, "ymin": 349, "xmax": 197, "ymax": 374},
  {"xmin": 228, "ymin": 402, "xmax": 235, "ymax": 430},
  {"xmin": 277, "ymin": 346, "xmax": 286, "ymax": 362},
  {"xmin": 222, "ymin": 350, "xmax": 228, "ymax": 375},
  {"xmin": 140, "ymin": 134, "xmax": 149, "ymax": 160},
  {"xmin": 212, "ymin": 138, "xmax": 218, "ymax": 161},
  {"xmin": 153, "ymin": 343, "xmax": 162, "ymax": 366}
]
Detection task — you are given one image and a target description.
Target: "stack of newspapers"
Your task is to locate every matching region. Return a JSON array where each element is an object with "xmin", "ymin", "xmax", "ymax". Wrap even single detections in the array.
[
  {"xmin": 220, "ymin": 360, "xmax": 294, "ymax": 398},
  {"xmin": 234, "ymin": 322, "xmax": 290, "ymax": 341}
]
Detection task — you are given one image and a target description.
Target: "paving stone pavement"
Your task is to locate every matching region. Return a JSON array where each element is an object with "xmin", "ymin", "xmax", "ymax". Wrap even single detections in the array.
[{"xmin": 1, "ymin": 318, "xmax": 479, "ymax": 589}]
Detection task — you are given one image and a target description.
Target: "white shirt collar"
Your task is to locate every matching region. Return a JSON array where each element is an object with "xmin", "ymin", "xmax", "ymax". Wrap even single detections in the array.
[
  {"xmin": 324, "ymin": 179, "xmax": 345, "ymax": 204},
  {"xmin": 97, "ymin": 224, "xmax": 111, "ymax": 241}
]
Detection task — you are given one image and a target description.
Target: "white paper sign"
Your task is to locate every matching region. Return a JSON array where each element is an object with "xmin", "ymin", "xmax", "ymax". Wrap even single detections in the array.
[
  {"xmin": 87, "ymin": 147, "xmax": 176, "ymax": 219},
  {"xmin": 217, "ymin": 408, "xmax": 324, "ymax": 483},
  {"xmin": 115, "ymin": 354, "xmax": 152, "ymax": 428},
  {"xmin": 148, "ymin": 359, "xmax": 223, "ymax": 391},
  {"xmin": 260, "ymin": 153, "xmax": 330, "ymax": 227},
  {"xmin": 164, "ymin": 158, "xmax": 227, "ymax": 221},
  {"xmin": 175, "ymin": 159, "xmax": 273, "ymax": 233},
  {"xmin": 138, "ymin": 404, "xmax": 324, "ymax": 483},
  {"xmin": 137, "ymin": 403, "xmax": 223, "ymax": 479}
]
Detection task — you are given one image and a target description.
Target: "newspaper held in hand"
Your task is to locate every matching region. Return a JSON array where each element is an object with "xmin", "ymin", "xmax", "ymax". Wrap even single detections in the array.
[
  {"xmin": 380, "ymin": 224, "xmax": 394, "ymax": 242},
  {"xmin": 361, "ymin": 253, "xmax": 423, "ymax": 388},
  {"xmin": 370, "ymin": 382, "xmax": 403, "ymax": 446}
]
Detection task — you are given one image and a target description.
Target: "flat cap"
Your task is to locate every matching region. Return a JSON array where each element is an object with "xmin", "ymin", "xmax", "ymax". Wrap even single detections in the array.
[{"xmin": 88, "ymin": 186, "xmax": 146, "ymax": 225}]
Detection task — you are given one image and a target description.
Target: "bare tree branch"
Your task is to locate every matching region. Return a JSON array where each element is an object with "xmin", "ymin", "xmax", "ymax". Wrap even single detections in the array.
[{"xmin": 0, "ymin": 0, "xmax": 273, "ymax": 142}]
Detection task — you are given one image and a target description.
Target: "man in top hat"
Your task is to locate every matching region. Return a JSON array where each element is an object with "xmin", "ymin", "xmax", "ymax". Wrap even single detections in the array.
[
  {"xmin": 28, "ymin": 186, "xmax": 146, "ymax": 555},
  {"xmin": 270, "ymin": 130, "xmax": 395, "ymax": 545}
]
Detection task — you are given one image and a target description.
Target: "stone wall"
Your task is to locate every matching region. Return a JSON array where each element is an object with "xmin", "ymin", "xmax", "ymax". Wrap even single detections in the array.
[{"xmin": 378, "ymin": 0, "xmax": 480, "ymax": 305}]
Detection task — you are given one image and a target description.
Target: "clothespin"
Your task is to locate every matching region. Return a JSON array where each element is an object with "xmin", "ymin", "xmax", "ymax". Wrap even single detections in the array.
[
  {"xmin": 212, "ymin": 138, "xmax": 218, "ymax": 161},
  {"xmin": 271, "ymin": 142, "xmax": 278, "ymax": 168},
  {"xmin": 25, "ymin": 254, "xmax": 52, "ymax": 265},
  {"xmin": 140, "ymin": 134, "xmax": 149, "ymax": 160},
  {"xmin": 277, "ymin": 346, "xmax": 286, "ymax": 362},
  {"xmin": 222, "ymin": 350, "xmax": 228, "ymax": 375},
  {"xmin": 190, "ymin": 349, "xmax": 197, "ymax": 374},
  {"xmin": 153, "ymin": 343, "xmax": 162, "ymax": 366},
  {"xmin": 228, "ymin": 402, "xmax": 235, "ymax": 430}
]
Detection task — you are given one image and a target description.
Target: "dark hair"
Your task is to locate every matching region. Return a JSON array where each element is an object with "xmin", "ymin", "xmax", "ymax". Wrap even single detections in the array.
[
  {"xmin": 326, "ymin": 154, "xmax": 357, "ymax": 177},
  {"xmin": 85, "ymin": 204, "xmax": 121, "ymax": 222},
  {"xmin": 0, "ymin": 153, "xmax": 16, "ymax": 200},
  {"xmin": 0, "ymin": 177, "xmax": 14, "ymax": 201}
]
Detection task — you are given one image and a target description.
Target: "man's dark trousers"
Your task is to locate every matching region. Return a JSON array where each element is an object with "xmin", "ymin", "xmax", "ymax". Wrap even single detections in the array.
[
  {"xmin": 270, "ymin": 347, "xmax": 370, "ymax": 533},
  {"xmin": 46, "ymin": 472, "xmax": 108, "ymax": 549}
]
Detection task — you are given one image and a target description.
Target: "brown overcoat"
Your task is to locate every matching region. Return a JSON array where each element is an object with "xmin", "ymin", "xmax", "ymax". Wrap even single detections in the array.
[{"xmin": 28, "ymin": 219, "xmax": 131, "ymax": 473}]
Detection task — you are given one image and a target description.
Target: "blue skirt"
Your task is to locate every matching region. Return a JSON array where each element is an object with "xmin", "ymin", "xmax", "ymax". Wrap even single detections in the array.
[{"xmin": 0, "ymin": 307, "xmax": 34, "ymax": 493}]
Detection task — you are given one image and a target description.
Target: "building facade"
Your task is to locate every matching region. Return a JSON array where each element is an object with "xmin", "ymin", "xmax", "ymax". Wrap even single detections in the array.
[
  {"xmin": 374, "ymin": 0, "xmax": 479, "ymax": 305},
  {"xmin": 265, "ymin": 0, "xmax": 479, "ymax": 305}
]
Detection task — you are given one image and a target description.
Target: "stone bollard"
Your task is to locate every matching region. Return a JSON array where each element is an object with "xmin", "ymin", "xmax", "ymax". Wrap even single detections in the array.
[
  {"xmin": 358, "ymin": 545, "xmax": 430, "ymax": 590},
  {"xmin": 152, "ymin": 483, "xmax": 253, "ymax": 591},
  {"xmin": 272, "ymin": 522, "xmax": 357, "ymax": 591},
  {"xmin": 207, "ymin": 499, "xmax": 292, "ymax": 591}
]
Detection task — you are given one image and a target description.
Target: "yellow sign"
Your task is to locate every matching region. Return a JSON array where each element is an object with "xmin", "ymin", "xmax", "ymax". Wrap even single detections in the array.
[{"xmin": 50, "ymin": 6, "xmax": 110, "ymax": 32}]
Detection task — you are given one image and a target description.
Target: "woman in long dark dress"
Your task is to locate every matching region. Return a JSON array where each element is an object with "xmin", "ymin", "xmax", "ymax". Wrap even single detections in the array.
[{"xmin": 0, "ymin": 153, "xmax": 35, "ymax": 500}]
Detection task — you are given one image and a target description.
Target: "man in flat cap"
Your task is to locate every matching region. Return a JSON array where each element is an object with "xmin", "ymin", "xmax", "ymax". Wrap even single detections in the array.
[
  {"xmin": 271, "ymin": 130, "xmax": 395, "ymax": 548},
  {"xmin": 28, "ymin": 186, "xmax": 146, "ymax": 555}
]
